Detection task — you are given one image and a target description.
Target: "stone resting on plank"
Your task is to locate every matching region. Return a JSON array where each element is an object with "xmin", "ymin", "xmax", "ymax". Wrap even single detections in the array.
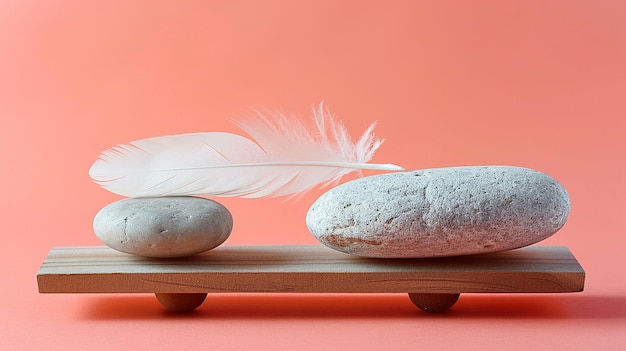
[{"xmin": 93, "ymin": 166, "xmax": 570, "ymax": 259}]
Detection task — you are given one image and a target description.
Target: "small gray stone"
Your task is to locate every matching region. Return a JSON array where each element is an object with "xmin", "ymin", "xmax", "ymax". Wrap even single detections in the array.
[
  {"xmin": 306, "ymin": 166, "xmax": 570, "ymax": 258},
  {"xmin": 94, "ymin": 196, "xmax": 232, "ymax": 258}
]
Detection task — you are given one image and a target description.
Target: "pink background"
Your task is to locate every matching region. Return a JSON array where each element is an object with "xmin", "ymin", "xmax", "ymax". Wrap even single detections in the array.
[{"xmin": 2, "ymin": 1, "xmax": 625, "ymax": 349}]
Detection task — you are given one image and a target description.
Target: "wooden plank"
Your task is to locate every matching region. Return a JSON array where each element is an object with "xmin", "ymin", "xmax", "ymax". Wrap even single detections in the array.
[{"xmin": 37, "ymin": 245, "xmax": 584, "ymax": 295}]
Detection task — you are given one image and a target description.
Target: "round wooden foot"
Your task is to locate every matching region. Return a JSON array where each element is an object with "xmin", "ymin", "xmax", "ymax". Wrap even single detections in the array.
[
  {"xmin": 155, "ymin": 293, "xmax": 207, "ymax": 312},
  {"xmin": 408, "ymin": 293, "xmax": 460, "ymax": 313}
]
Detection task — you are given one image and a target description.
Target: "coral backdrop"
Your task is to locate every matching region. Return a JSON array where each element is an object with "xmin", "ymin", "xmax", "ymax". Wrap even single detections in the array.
[{"xmin": 1, "ymin": 1, "xmax": 625, "ymax": 349}]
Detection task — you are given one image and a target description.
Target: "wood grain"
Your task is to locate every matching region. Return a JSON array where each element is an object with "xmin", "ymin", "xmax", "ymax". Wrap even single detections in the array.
[{"xmin": 37, "ymin": 245, "xmax": 584, "ymax": 294}]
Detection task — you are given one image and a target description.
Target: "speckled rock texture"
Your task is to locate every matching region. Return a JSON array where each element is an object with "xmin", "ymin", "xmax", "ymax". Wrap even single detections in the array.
[
  {"xmin": 94, "ymin": 196, "xmax": 232, "ymax": 258},
  {"xmin": 306, "ymin": 166, "xmax": 570, "ymax": 258}
]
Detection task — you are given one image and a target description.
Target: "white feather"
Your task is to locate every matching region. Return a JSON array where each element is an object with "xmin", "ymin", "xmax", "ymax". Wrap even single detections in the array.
[{"xmin": 89, "ymin": 103, "xmax": 404, "ymax": 198}]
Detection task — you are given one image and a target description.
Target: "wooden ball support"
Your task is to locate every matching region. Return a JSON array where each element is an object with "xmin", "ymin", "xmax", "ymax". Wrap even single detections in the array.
[
  {"xmin": 151, "ymin": 292, "xmax": 461, "ymax": 313},
  {"xmin": 408, "ymin": 293, "xmax": 461, "ymax": 313},
  {"xmin": 155, "ymin": 293, "xmax": 208, "ymax": 313},
  {"xmin": 37, "ymin": 245, "xmax": 584, "ymax": 314}
]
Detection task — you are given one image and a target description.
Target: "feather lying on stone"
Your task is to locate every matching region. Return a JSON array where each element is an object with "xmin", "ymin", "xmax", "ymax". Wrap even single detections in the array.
[{"xmin": 89, "ymin": 103, "xmax": 403, "ymax": 198}]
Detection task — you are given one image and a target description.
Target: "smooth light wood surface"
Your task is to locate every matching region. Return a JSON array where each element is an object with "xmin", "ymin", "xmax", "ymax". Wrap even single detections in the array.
[{"xmin": 37, "ymin": 245, "xmax": 584, "ymax": 295}]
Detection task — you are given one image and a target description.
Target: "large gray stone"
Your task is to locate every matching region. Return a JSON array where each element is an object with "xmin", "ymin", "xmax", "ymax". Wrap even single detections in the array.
[
  {"xmin": 306, "ymin": 166, "xmax": 570, "ymax": 258},
  {"xmin": 94, "ymin": 196, "xmax": 232, "ymax": 258}
]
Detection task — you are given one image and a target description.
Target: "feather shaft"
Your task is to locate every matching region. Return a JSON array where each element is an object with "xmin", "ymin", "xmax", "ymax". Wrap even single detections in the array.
[{"xmin": 99, "ymin": 161, "xmax": 404, "ymax": 174}]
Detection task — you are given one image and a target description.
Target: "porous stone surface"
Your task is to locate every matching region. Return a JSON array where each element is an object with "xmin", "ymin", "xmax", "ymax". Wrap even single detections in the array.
[
  {"xmin": 94, "ymin": 196, "xmax": 232, "ymax": 258},
  {"xmin": 306, "ymin": 166, "xmax": 570, "ymax": 258}
]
